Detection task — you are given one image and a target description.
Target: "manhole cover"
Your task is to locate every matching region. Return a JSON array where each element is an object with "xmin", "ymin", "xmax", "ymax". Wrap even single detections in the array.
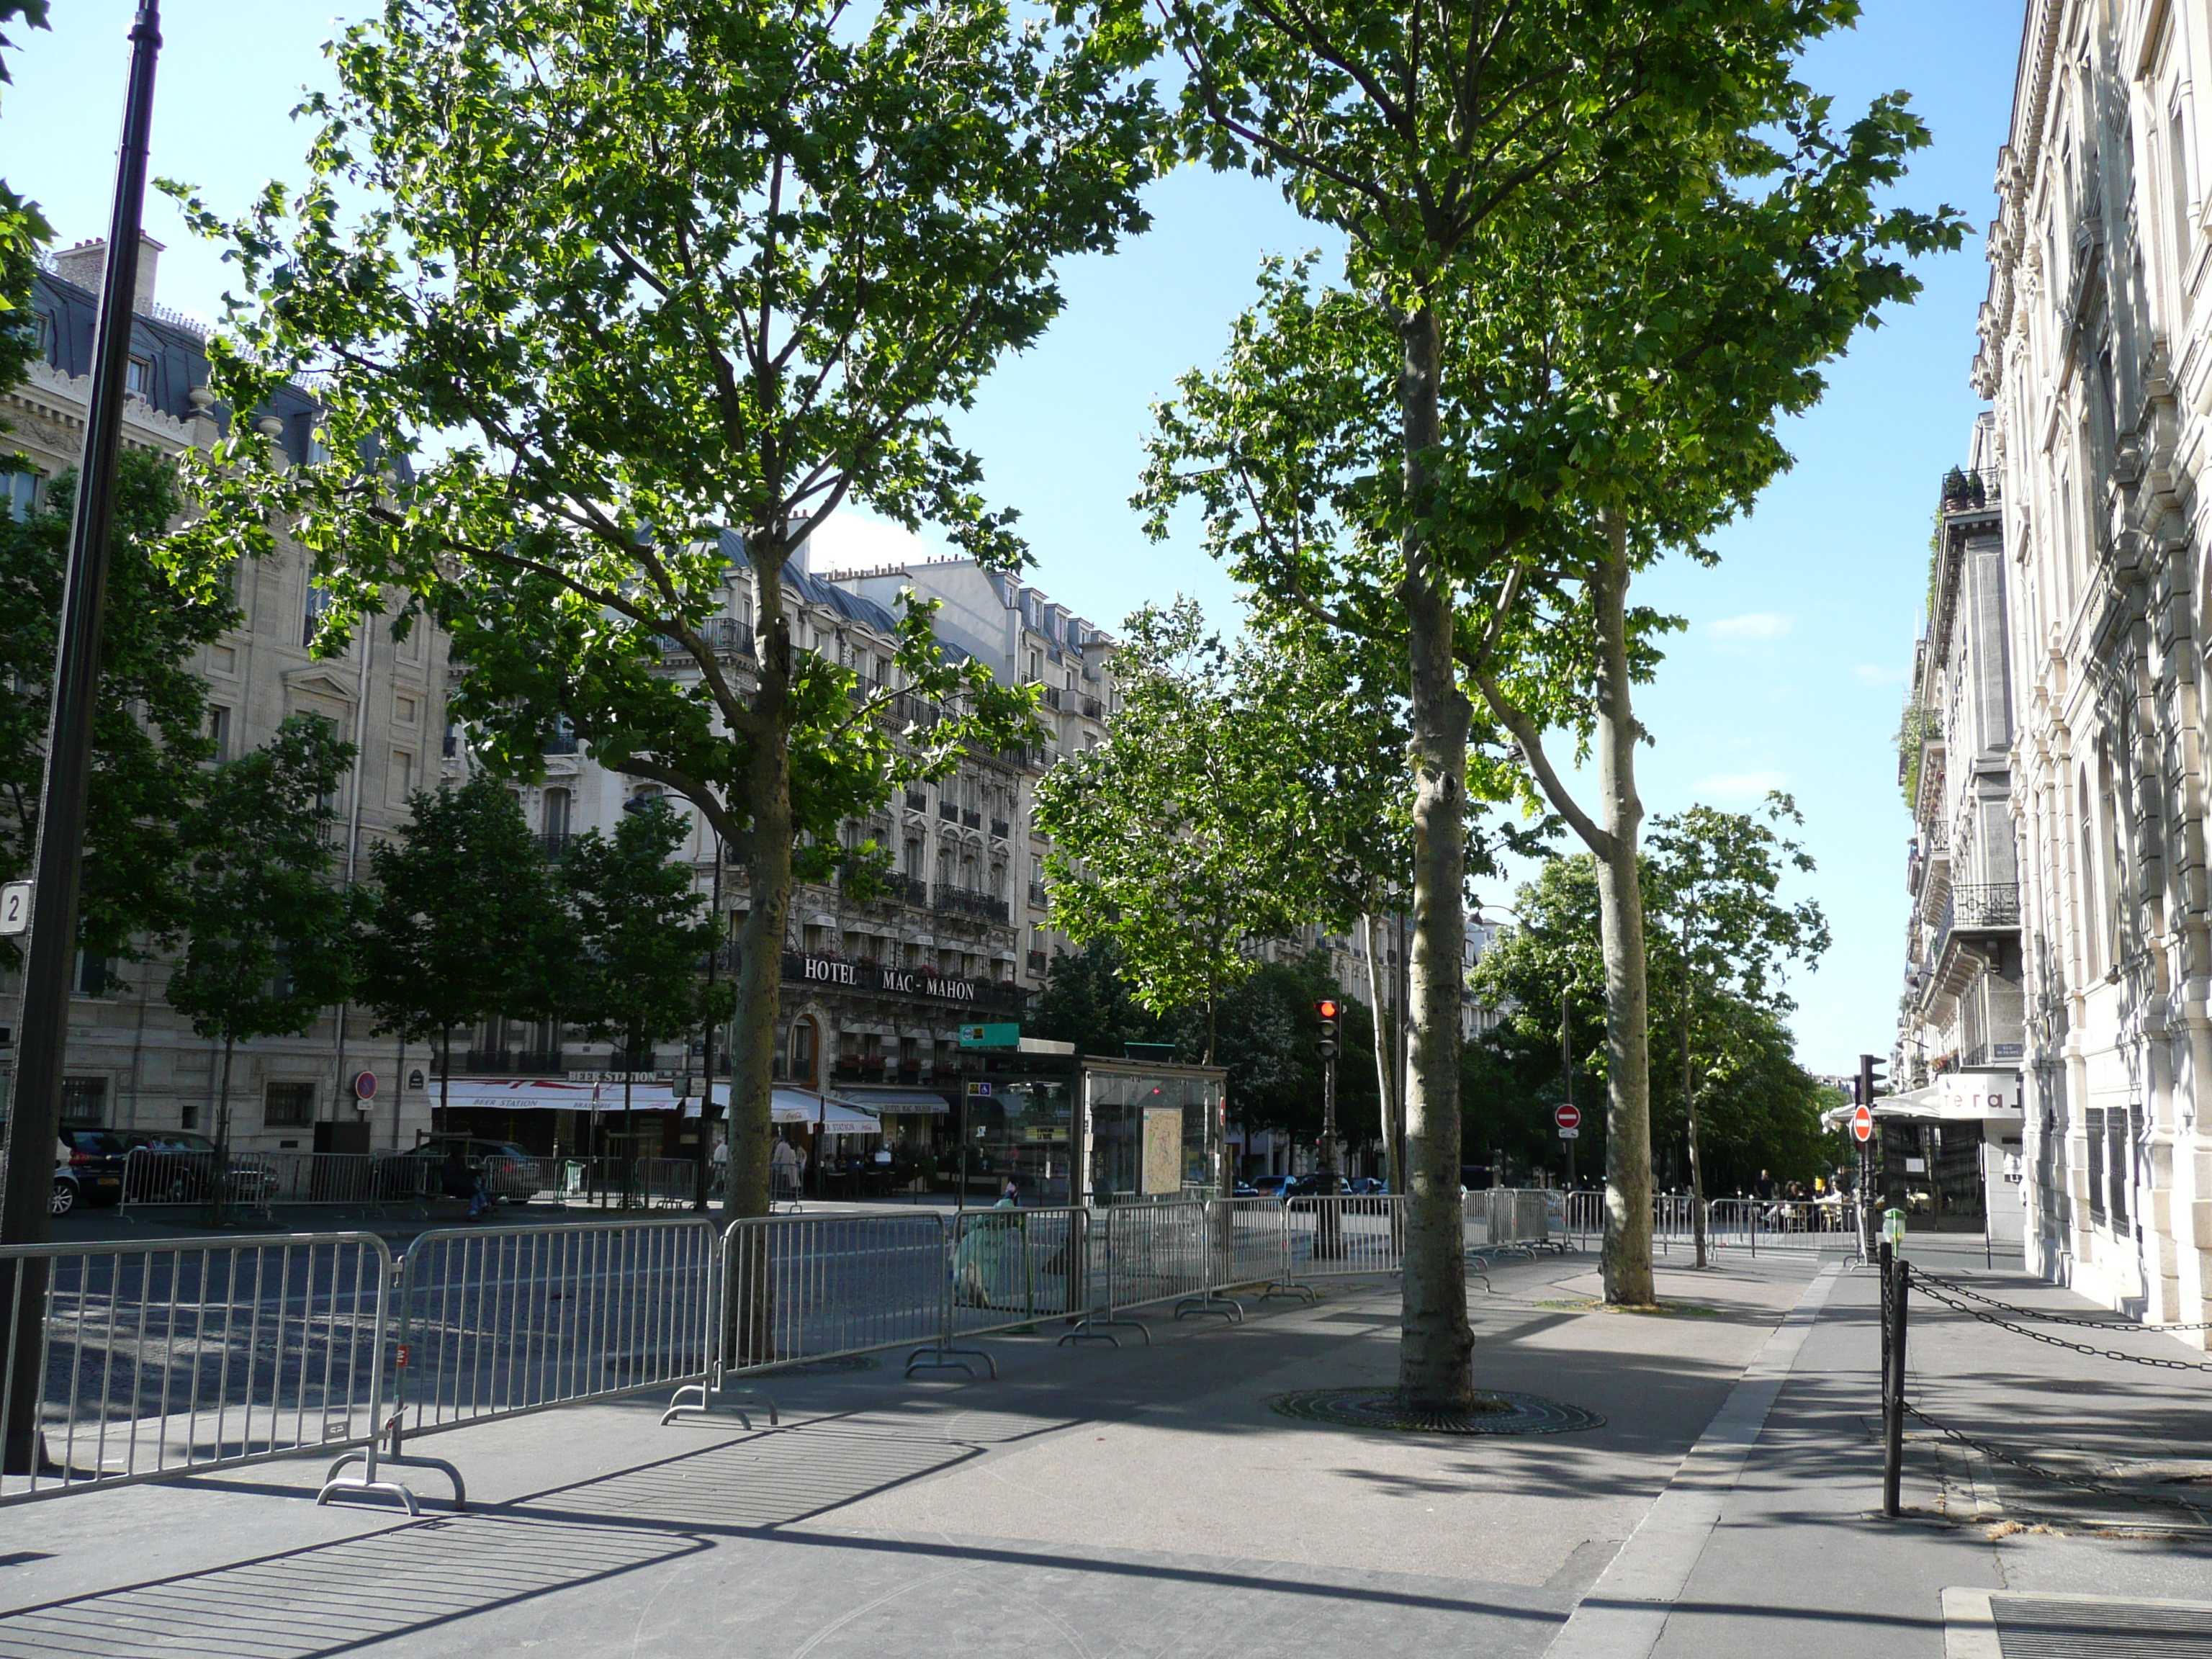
[{"xmin": 1268, "ymin": 1386, "xmax": 1604, "ymax": 1436}]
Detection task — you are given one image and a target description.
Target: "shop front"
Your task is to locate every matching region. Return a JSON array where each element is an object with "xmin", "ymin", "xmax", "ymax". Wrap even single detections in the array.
[{"xmin": 1862, "ymin": 1069, "xmax": 2024, "ymax": 1237}]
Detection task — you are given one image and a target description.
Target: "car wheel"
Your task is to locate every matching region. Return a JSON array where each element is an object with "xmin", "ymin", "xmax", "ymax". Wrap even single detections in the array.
[{"xmin": 50, "ymin": 1179, "xmax": 76, "ymax": 1218}]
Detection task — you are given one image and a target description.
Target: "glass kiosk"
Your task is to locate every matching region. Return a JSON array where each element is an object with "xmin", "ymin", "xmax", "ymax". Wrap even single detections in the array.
[{"xmin": 954, "ymin": 1047, "xmax": 1226, "ymax": 1207}]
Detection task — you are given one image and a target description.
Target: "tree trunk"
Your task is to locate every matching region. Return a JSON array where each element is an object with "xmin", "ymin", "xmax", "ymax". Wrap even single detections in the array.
[
  {"xmin": 727, "ymin": 549, "xmax": 798, "ymax": 1226},
  {"xmin": 1363, "ymin": 908, "xmax": 1397, "ymax": 1192},
  {"xmin": 1591, "ymin": 518, "xmax": 1655, "ymax": 1306},
  {"xmin": 724, "ymin": 547, "xmax": 798, "ymax": 1370},
  {"xmin": 1397, "ymin": 303, "xmax": 1475, "ymax": 1412}
]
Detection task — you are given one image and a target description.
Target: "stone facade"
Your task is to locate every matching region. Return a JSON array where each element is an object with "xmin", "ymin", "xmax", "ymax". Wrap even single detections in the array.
[
  {"xmin": 1, "ymin": 239, "xmax": 454, "ymax": 1151},
  {"xmin": 1892, "ymin": 418, "xmax": 2030, "ymax": 1236},
  {"xmin": 450, "ymin": 544, "xmax": 1115, "ymax": 1158},
  {"xmin": 1971, "ymin": 0, "xmax": 2212, "ymax": 1331}
]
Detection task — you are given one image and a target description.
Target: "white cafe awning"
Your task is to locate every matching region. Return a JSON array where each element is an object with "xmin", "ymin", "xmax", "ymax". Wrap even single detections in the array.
[
  {"xmin": 1821, "ymin": 1074, "xmax": 2022, "ymax": 1129},
  {"xmin": 837, "ymin": 1088, "xmax": 953, "ymax": 1116},
  {"xmin": 433, "ymin": 1077, "xmax": 876, "ymax": 1133}
]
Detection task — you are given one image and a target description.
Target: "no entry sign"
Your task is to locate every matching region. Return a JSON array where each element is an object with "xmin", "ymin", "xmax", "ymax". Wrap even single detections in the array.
[
  {"xmin": 1555, "ymin": 1104, "xmax": 1581, "ymax": 1132},
  {"xmin": 1852, "ymin": 1104, "xmax": 1874, "ymax": 1143}
]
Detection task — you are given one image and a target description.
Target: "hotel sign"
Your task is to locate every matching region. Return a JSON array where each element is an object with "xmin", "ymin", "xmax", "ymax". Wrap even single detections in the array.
[{"xmin": 787, "ymin": 951, "xmax": 985, "ymax": 1004}]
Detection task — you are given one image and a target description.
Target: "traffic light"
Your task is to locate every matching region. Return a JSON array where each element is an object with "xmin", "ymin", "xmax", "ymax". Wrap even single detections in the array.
[
  {"xmin": 1858, "ymin": 1053, "xmax": 1885, "ymax": 1104},
  {"xmin": 1315, "ymin": 999, "xmax": 1340, "ymax": 1061}
]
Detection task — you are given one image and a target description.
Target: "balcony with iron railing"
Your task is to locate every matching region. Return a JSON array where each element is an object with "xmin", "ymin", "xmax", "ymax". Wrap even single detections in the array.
[
  {"xmin": 938, "ymin": 801, "xmax": 958, "ymax": 822},
  {"xmin": 962, "ymin": 809, "xmax": 981, "ymax": 830},
  {"xmin": 1027, "ymin": 949, "xmax": 1048, "ymax": 974},
  {"xmin": 904, "ymin": 788, "xmax": 928, "ymax": 811},
  {"xmin": 1041, "ymin": 685, "xmax": 1064, "ymax": 711},
  {"xmin": 1927, "ymin": 881, "xmax": 2020, "ymax": 1003},
  {"xmin": 1028, "ymin": 881, "xmax": 1048, "ymax": 910},
  {"xmin": 1080, "ymin": 695, "xmax": 1102, "ymax": 719},
  {"xmin": 990, "ymin": 818, "xmax": 1010, "ymax": 839},
  {"xmin": 655, "ymin": 618, "xmax": 754, "ymax": 658},
  {"xmin": 534, "ymin": 831, "xmax": 574, "ymax": 860},
  {"xmin": 934, "ymin": 886, "xmax": 1011, "ymax": 924}
]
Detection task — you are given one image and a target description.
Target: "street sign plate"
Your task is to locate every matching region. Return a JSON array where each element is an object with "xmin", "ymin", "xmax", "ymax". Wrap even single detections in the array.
[
  {"xmin": 1852, "ymin": 1104, "xmax": 1874, "ymax": 1143},
  {"xmin": 958, "ymin": 1022, "xmax": 1020, "ymax": 1048},
  {"xmin": 1557, "ymin": 1128, "xmax": 1581, "ymax": 1140},
  {"xmin": 1554, "ymin": 1103, "xmax": 1581, "ymax": 1130},
  {"xmin": 0, "ymin": 881, "xmax": 28, "ymax": 936}
]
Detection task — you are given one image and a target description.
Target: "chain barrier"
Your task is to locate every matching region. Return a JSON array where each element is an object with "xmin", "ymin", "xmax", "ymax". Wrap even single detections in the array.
[
  {"xmin": 1901, "ymin": 1401, "xmax": 2212, "ymax": 1520},
  {"xmin": 1913, "ymin": 1280, "xmax": 2212, "ymax": 1372},
  {"xmin": 1913, "ymin": 1269, "xmax": 2212, "ymax": 1333}
]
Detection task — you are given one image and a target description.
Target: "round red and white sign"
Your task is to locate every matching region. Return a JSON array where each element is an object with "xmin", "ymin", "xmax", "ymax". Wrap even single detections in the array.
[
  {"xmin": 1555, "ymin": 1104, "xmax": 1581, "ymax": 1131},
  {"xmin": 352, "ymin": 1071, "xmax": 377, "ymax": 1100},
  {"xmin": 1851, "ymin": 1104, "xmax": 1874, "ymax": 1143}
]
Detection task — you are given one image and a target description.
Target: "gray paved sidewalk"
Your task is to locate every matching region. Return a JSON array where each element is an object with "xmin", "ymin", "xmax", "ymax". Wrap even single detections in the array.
[{"xmin": 0, "ymin": 1238, "xmax": 2202, "ymax": 1658}]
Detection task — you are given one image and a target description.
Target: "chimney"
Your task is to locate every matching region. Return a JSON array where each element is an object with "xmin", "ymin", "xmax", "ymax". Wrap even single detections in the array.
[{"xmin": 50, "ymin": 233, "xmax": 165, "ymax": 315}]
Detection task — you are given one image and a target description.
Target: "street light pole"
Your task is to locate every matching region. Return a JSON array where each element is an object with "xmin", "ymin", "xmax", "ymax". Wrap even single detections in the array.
[{"xmin": 0, "ymin": 0, "xmax": 163, "ymax": 1477}]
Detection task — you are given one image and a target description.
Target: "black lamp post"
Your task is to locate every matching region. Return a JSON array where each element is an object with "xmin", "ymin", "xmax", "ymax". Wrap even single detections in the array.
[{"xmin": 0, "ymin": 1, "xmax": 163, "ymax": 1476}]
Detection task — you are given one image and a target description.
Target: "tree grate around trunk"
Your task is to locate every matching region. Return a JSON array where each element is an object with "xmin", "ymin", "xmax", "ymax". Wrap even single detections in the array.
[{"xmin": 1267, "ymin": 1387, "xmax": 1604, "ymax": 1436}]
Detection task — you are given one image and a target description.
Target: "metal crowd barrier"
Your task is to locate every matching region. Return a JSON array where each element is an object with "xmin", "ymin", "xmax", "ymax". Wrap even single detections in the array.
[
  {"xmin": 120, "ymin": 1149, "xmax": 686, "ymax": 1215},
  {"xmin": 1462, "ymin": 1188, "xmax": 1560, "ymax": 1258},
  {"xmin": 0, "ymin": 1233, "xmax": 392, "ymax": 1508},
  {"xmin": 1087, "ymin": 1200, "xmax": 1236, "ymax": 1334},
  {"xmin": 323, "ymin": 1215, "xmax": 728, "ymax": 1510},
  {"xmin": 681, "ymin": 1210, "xmax": 957, "ymax": 1401},
  {"xmin": 1705, "ymin": 1197, "xmax": 1856, "ymax": 1254},
  {"xmin": 120, "ymin": 1148, "xmax": 435, "ymax": 1215},
  {"xmin": 9, "ymin": 1195, "xmax": 1442, "ymax": 1515},
  {"xmin": 950, "ymin": 1205, "xmax": 1087, "ymax": 1344}
]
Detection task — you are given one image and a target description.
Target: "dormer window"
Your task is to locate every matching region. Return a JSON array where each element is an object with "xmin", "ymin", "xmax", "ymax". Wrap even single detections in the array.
[{"xmin": 125, "ymin": 356, "xmax": 150, "ymax": 399}]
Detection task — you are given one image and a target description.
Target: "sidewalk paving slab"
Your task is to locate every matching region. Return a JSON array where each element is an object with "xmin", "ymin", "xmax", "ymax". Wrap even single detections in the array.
[{"xmin": 3, "ymin": 1236, "xmax": 2204, "ymax": 1658}]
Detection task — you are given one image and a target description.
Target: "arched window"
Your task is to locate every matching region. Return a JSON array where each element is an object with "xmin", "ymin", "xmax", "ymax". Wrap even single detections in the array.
[{"xmin": 788, "ymin": 1017, "xmax": 819, "ymax": 1088}]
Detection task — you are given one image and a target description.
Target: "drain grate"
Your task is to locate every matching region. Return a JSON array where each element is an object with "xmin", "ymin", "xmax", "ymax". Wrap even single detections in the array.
[
  {"xmin": 1267, "ymin": 1386, "xmax": 1604, "ymax": 1436},
  {"xmin": 1984, "ymin": 1593, "xmax": 2212, "ymax": 1658}
]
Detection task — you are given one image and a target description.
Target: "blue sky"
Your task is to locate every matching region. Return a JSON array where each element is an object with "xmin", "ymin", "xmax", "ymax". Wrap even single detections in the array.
[{"xmin": 9, "ymin": 1, "xmax": 2026, "ymax": 1073}]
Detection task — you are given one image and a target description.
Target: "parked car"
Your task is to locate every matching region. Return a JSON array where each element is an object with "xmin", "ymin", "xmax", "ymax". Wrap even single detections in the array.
[
  {"xmin": 1345, "ymin": 1177, "xmax": 1385, "ymax": 1195},
  {"xmin": 112, "ymin": 1129, "xmax": 277, "ymax": 1205},
  {"xmin": 410, "ymin": 1136, "xmax": 543, "ymax": 1204},
  {"xmin": 1284, "ymin": 1173, "xmax": 1343, "ymax": 1199},
  {"xmin": 1231, "ymin": 1180, "xmax": 1260, "ymax": 1198},
  {"xmin": 1248, "ymin": 1174, "xmax": 1292, "ymax": 1201},
  {"xmin": 53, "ymin": 1129, "xmax": 127, "ymax": 1212}
]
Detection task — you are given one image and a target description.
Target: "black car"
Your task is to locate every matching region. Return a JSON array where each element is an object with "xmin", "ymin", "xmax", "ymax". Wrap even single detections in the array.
[
  {"xmin": 56, "ymin": 1129, "xmax": 128, "ymax": 1210},
  {"xmin": 112, "ymin": 1129, "xmax": 277, "ymax": 1205},
  {"xmin": 1284, "ymin": 1173, "xmax": 1344, "ymax": 1198}
]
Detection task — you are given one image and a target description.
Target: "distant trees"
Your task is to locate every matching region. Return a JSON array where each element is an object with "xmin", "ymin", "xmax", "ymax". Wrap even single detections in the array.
[
  {"xmin": 1470, "ymin": 798, "xmax": 1833, "ymax": 1205},
  {"xmin": 559, "ymin": 798, "xmax": 730, "ymax": 1177},
  {"xmin": 0, "ymin": 453, "xmax": 234, "ymax": 969},
  {"xmin": 169, "ymin": 0, "xmax": 1157, "ymax": 1223},
  {"xmin": 165, "ymin": 716, "xmax": 358, "ymax": 1202},
  {"xmin": 354, "ymin": 778, "xmax": 570, "ymax": 1127}
]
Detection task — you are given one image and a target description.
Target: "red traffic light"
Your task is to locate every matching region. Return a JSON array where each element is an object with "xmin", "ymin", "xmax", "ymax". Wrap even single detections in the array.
[
  {"xmin": 1315, "ymin": 998, "xmax": 1339, "ymax": 1059},
  {"xmin": 1315, "ymin": 999, "xmax": 1339, "ymax": 1020}
]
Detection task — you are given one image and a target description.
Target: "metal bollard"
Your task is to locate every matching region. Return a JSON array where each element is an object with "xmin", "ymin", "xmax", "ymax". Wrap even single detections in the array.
[{"xmin": 1882, "ymin": 1254, "xmax": 1907, "ymax": 1518}]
